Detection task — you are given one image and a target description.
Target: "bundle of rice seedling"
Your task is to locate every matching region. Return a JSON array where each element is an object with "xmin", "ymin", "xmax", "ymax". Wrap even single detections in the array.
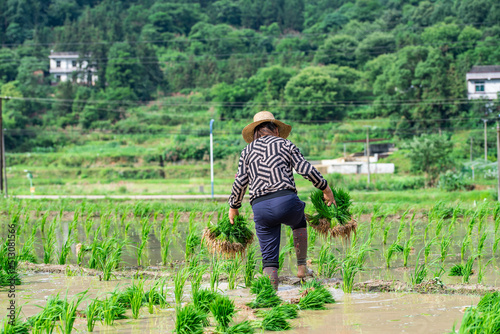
[
  {"xmin": 225, "ymin": 320, "xmax": 255, "ymax": 334},
  {"xmin": 210, "ymin": 295, "xmax": 236, "ymax": 331},
  {"xmin": 296, "ymin": 280, "xmax": 335, "ymax": 310},
  {"xmin": 175, "ymin": 304, "xmax": 207, "ymax": 334},
  {"xmin": 259, "ymin": 307, "xmax": 291, "ymax": 331},
  {"xmin": 300, "ymin": 280, "xmax": 335, "ymax": 304},
  {"xmin": 202, "ymin": 214, "xmax": 254, "ymax": 257},
  {"xmin": 257, "ymin": 303, "xmax": 298, "ymax": 319},
  {"xmin": 306, "ymin": 188, "xmax": 357, "ymax": 239},
  {"xmin": 247, "ymin": 276, "xmax": 282, "ymax": 309}
]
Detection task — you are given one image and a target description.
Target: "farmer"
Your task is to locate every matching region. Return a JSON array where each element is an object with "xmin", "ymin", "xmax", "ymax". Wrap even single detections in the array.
[{"xmin": 228, "ymin": 111, "xmax": 335, "ymax": 290}]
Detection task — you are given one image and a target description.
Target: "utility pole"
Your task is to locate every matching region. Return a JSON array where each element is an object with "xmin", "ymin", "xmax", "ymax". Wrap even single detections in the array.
[
  {"xmin": 483, "ymin": 119, "xmax": 488, "ymax": 161},
  {"xmin": 497, "ymin": 120, "xmax": 500, "ymax": 202},
  {"xmin": 209, "ymin": 119, "xmax": 214, "ymax": 199},
  {"xmin": 366, "ymin": 126, "xmax": 370, "ymax": 185}
]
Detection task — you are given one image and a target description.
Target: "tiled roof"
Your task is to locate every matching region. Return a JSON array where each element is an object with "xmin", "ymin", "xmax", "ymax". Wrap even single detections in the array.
[{"xmin": 468, "ymin": 65, "xmax": 500, "ymax": 73}]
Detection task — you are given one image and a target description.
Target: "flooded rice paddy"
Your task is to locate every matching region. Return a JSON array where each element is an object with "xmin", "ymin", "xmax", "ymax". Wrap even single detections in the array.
[
  {"xmin": 0, "ymin": 273, "xmax": 480, "ymax": 333},
  {"xmin": 1, "ymin": 200, "xmax": 499, "ymax": 333}
]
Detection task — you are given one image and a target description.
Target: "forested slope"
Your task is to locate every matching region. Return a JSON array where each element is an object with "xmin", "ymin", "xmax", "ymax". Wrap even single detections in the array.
[{"xmin": 0, "ymin": 0, "xmax": 499, "ymax": 156}]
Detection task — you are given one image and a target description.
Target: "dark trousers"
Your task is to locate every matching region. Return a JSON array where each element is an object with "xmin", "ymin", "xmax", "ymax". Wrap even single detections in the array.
[{"xmin": 252, "ymin": 193, "xmax": 307, "ymax": 268}]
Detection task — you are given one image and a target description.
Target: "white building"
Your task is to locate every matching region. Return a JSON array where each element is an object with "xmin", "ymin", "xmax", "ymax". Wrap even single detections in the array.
[
  {"xmin": 466, "ymin": 65, "xmax": 500, "ymax": 100},
  {"xmin": 48, "ymin": 51, "xmax": 98, "ymax": 85}
]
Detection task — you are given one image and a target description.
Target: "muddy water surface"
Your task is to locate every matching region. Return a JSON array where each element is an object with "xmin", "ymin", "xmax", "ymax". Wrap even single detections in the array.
[{"xmin": 0, "ymin": 274, "xmax": 478, "ymax": 333}]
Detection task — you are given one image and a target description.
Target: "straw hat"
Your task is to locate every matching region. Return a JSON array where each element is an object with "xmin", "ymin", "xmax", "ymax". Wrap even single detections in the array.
[{"xmin": 242, "ymin": 111, "xmax": 292, "ymax": 143}]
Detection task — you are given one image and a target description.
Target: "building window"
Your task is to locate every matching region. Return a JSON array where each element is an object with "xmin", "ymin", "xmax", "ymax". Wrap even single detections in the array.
[
  {"xmin": 56, "ymin": 75, "xmax": 61, "ymax": 82},
  {"xmin": 56, "ymin": 60, "xmax": 61, "ymax": 68},
  {"xmin": 72, "ymin": 60, "xmax": 77, "ymax": 67},
  {"xmin": 475, "ymin": 81, "xmax": 485, "ymax": 92}
]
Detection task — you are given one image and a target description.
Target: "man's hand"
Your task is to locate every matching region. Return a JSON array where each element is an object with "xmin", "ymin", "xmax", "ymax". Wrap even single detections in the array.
[
  {"xmin": 323, "ymin": 186, "xmax": 337, "ymax": 207},
  {"xmin": 229, "ymin": 207, "xmax": 239, "ymax": 224}
]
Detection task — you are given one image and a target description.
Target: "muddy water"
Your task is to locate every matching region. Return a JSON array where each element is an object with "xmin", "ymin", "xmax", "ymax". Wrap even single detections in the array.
[{"xmin": 0, "ymin": 274, "xmax": 478, "ymax": 333}]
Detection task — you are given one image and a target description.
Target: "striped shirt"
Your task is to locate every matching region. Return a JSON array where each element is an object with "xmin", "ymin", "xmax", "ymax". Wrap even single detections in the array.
[{"xmin": 229, "ymin": 135, "xmax": 328, "ymax": 209}]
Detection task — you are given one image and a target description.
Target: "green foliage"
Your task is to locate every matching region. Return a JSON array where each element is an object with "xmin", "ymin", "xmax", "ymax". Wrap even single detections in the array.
[
  {"xmin": 403, "ymin": 134, "xmax": 454, "ymax": 186},
  {"xmin": 438, "ymin": 171, "xmax": 473, "ymax": 192},
  {"xmin": 259, "ymin": 307, "xmax": 291, "ymax": 331}
]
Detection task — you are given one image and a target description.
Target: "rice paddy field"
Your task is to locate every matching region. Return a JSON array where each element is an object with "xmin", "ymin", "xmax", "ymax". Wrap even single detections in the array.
[{"xmin": 1, "ymin": 198, "xmax": 500, "ymax": 333}]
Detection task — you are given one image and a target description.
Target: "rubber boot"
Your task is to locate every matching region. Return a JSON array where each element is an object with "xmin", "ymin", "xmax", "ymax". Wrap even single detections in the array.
[
  {"xmin": 263, "ymin": 267, "xmax": 279, "ymax": 290},
  {"xmin": 293, "ymin": 227, "xmax": 314, "ymax": 279}
]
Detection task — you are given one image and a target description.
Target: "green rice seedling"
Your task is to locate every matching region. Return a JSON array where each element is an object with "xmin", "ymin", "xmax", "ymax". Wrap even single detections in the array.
[
  {"xmin": 172, "ymin": 210, "xmax": 180, "ymax": 232},
  {"xmin": 307, "ymin": 225, "xmax": 317, "ymax": 251},
  {"xmin": 402, "ymin": 238, "xmax": 413, "ymax": 267},
  {"xmin": 137, "ymin": 218, "xmax": 153, "ymax": 266},
  {"xmin": 453, "ymin": 292, "xmax": 500, "ymax": 334},
  {"xmin": 244, "ymin": 245, "xmax": 257, "ymax": 288},
  {"xmin": 259, "ymin": 307, "xmax": 291, "ymax": 331},
  {"xmin": 86, "ymin": 298, "xmax": 101, "ymax": 332},
  {"xmin": 188, "ymin": 211, "xmax": 197, "ymax": 232},
  {"xmin": 278, "ymin": 244, "xmax": 293, "ymax": 274},
  {"xmin": 440, "ymin": 234, "xmax": 452, "ymax": 264},
  {"xmin": 210, "ymin": 255, "xmax": 222, "ymax": 292},
  {"xmin": 203, "ymin": 214, "xmax": 254, "ymax": 257},
  {"xmin": 174, "ymin": 267, "xmax": 189, "ymax": 306},
  {"xmin": 462, "ymin": 256, "xmax": 476, "ymax": 284},
  {"xmin": 493, "ymin": 236, "xmax": 500, "ymax": 256},
  {"xmin": 410, "ymin": 258, "xmax": 427, "ymax": 286},
  {"xmin": 160, "ymin": 224, "xmax": 172, "ymax": 266},
  {"xmin": 225, "ymin": 257, "xmax": 243, "ymax": 290},
  {"xmin": 84, "ymin": 216, "xmax": 93, "ymax": 240},
  {"xmin": 494, "ymin": 214, "xmax": 500, "ymax": 237},
  {"xmin": 424, "ymin": 237, "xmax": 436, "ymax": 264},
  {"xmin": 423, "ymin": 221, "xmax": 432, "ymax": 244},
  {"xmin": 477, "ymin": 258, "xmax": 494, "ymax": 284},
  {"xmin": 225, "ymin": 320, "xmax": 255, "ymax": 334},
  {"xmin": 341, "ymin": 255, "xmax": 361, "ymax": 293},
  {"xmin": 58, "ymin": 290, "xmax": 87, "ymax": 334},
  {"xmin": 28, "ymin": 293, "xmax": 69, "ymax": 329},
  {"xmin": 477, "ymin": 232, "xmax": 488, "ymax": 258},
  {"xmin": 248, "ymin": 276, "xmax": 282, "ymax": 309},
  {"xmin": 395, "ymin": 209, "xmax": 409, "ymax": 243},
  {"xmin": 145, "ymin": 278, "xmax": 169, "ymax": 309},
  {"xmin": 318, "ymin": 243, "xmax": 340, "ymax": 278},
  {"xmin": 190, "ymin": 264, "xmax": 208, "ymax": 294},
  {"xmin": 1, "ymin": 307, "xmax": 29, "ymax": 334},
  {"xmin": 58, "ymin": 221, "xmax": 76, "ymax": 265},
  {"xmin": 18, "ymin": 233, "xmax": 38, "ymax": 264},
  {"xmin": 382, "ymin": 221, "xmax": 392, "ymax": 245},
  {"xmin": 43, "ymin": 218, "xmax": 57, "ymax": 264},
  {"xmin": 101, "ymin": 296, "xmax": 127, "ymax": 326},
  {"xmin": 210, "ymin": 295, "xmax": 236, "ymax": 331},
  {"xmin": 185, "ymin": 229, "xmax": 201, "ymax": 260},
  {"xmin": 461, "ymin": 235, "xmax": 471, "ymax": 262},
  {"xmin": 175, "ymin": 304, "xmax": 206, "ymax": 334},
  {"xmin": 130, "ymin": 280, "xmax": 144, "ymax": 319},
  {"xmin": 192, "ymin": 288, "xmax": 218, "ymax": 316},
  {"xmin": 385, "ymin": 242, "xmax": 403, "ymax": 268},
  {"xmin": 435, "ymin": 218, "xmax": 444, "ymax": 238},
  {"xmin": 476, "ymin": 291, "xmax": 500, "ymax": 312}
]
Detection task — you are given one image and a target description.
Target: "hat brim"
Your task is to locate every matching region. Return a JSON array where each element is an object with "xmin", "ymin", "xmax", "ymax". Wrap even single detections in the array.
[{"xmin": 242, "ymin": 119, "xmax": 292, "ymax": 144}]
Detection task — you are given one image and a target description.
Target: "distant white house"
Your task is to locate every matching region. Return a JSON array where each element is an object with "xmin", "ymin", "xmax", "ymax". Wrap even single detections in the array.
[
  {"xmin": 466, "ymin": 65, "xmax": 500, "ymax": 100},
  {"xmin": 48, "ymin": 51, "xmax": 98, "ymax": 85}
]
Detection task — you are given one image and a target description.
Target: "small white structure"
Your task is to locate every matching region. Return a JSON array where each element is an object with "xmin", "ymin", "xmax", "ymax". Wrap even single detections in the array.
[
  {"xmin": 48, "ymin": 51, "xmax": 98, "ymax": 85},
  {"xmin": 466, "ymin": 65, "xmax": 500, "ymax": 100}
]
